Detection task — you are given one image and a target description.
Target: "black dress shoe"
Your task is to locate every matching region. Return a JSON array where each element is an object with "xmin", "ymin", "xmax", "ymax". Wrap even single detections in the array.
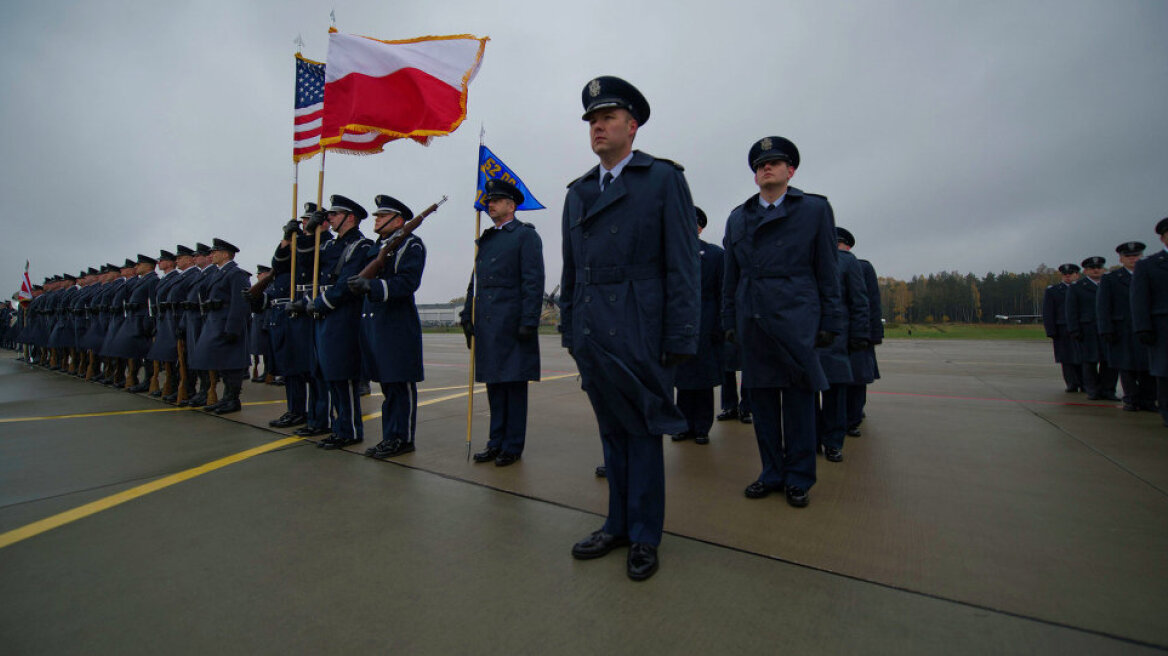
[
  {"xmin": 627, "ymin": 543, "xmax": 659, "ymax": 581},
  {"xmin": 162, "ymin": 393, "xmax": 178, "ymax": 403},
  {"xmin": 494, "ymin": 452, "xmax": 521, "ymax": 467},
  {"xmin": 322, "ymin": 435, "xmax": 363, "ymax": 450},
  {"xmin": 785, "ymin": 486, "xmax": 809, "ymax": 508},
  {"xmin": 316, "ymin": 435, "xmax": 340, "ymax": 449},
  {"xmin": 149, "ymin": 390, "xmax": 162, "ymax": 398},
  {"xmin": 295, "ymin": 424, "xmax": 330, "ymax": 437},
  {"xmin": 739, "ymin": 411, "xmax": 753, "ymax": 424},
  {"xmin": 185, "ymin": 393, "xmax": 207, "ymax": 408},
  {"xmin": 1065, "ymin": 386, "xmax": 1078, "ymax": 393},
  {"xmin": 594, "ymin": 465, "xmax": 607, "ymax": 478},
  {"xmin": 269, "ymin": 412, "xmax": 307, "ymax": 428},
  {"xmin": 365, "ymin": 438, "xmax": 413, "ymax": 458},
  {"xmin": 824, "ymin": 447, "xmax": 843, "ymax": 462},
  {"xmin": 473, "ymin": 446, "xmax": 501, "ymax": 463},
  {"xmin": 201, "ymin": 401, "xmax": 224, "ymax": 413},
  {"xmin": 270, "ymin": 376, "xmax": 285, "ymax": 386},
  {"xmin": 694, "ymin": 434, "xmax": 709, "ymax": 445},
  {"xmin": 571, "ymin": 530, "xmax": 629, "ymax": 560},
  {"xmin": 1100, "ymin": 393, "xmax": 1121, "ymax": 402},
  {"xmin": 670, "ymin": 431, "xmax": 693, "ymax": 442},
  {"xmin": 716, "ymin": 408, "xmax": 738, "ymax": 421},
  {"xmin": 127, "ymin": 383, "xmax": 149, "ymax": 393},
  {"xmin": 744, "ymin": 481, "xmax": 774, "ymax": 499},
  {"xmin": 213, "ymin": 400, "xmax": 241, "ymax": 415},
  {"xmin": 1122, "ymin": 403, "xmax": 1138, "ymax": 412},
  {"xmin": 846, "ymin": 426, "xmax": 862, "ymax": 437}
]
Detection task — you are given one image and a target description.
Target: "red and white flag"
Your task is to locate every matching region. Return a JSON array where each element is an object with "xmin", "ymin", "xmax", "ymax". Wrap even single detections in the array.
[
  {"xmin": 321, "ymin": 31, "xmax": 488, "ymax": 150},
  {"xmin": 295, "ymin": 54, "xmax": 393, "ymax": 161},
  {"xmin": 18, "ymin": 260, "xmax": 32, "ymax": 300}
]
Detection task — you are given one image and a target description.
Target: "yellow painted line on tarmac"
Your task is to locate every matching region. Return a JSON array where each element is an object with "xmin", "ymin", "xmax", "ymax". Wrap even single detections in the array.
[
  {"xmin": 0, "ymin": 406, "xmax": 193, "ymax": 424},
  {"xmin": 0, "ymin": 436, "xmax": 301, "ymax": 550}
]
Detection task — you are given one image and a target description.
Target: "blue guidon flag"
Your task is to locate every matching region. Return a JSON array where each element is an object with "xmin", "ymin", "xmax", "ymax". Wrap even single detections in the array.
[{"xmin": 474, "ymin": 145, "xmax": 545, "ymax": 212}]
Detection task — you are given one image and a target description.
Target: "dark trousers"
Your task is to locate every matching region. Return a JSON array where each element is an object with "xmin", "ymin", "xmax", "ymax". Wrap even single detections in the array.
[
  {"xmin": 1061, "ymin": 363, "xmax": 1084, "ymax": 391},
  {"xmin": 328, "ymin": 379, "xmax": 363, "ymax": 441},
  {"xmin": 219, "ymin": 368, "xmax": 245, "ymax": 399},
  {"xmin": 486, "ymin": 381, "xmax": 527, "ymax": 455},
  {"xmin": 749, "ymin": 386, "xmax": 817, "ymax": 491},
  {"xmin": 817, "ymin": 384, "xmax": 848, "ymax": 450},
  {"xmin": 676, "ymin": 387, "xmax": 714, "ymax": 436},
  {"xmin": 1082, "ymin": 362, "xmax": 1119, "ymax": 398},
  {"xmin": 307, "ymin": 372, "xmax": 330, "ymax": 429},
  {"xmin": 720, "ymin": 371, "xmax": 750, "ymax": 413},
  {"xmin": 380, "ymin": 381, "xmax": 418, "ymax": 444},
  {"xmin": 284, "ymin": 373, "xmax": 308, "ymax": 415},
  {"xmin": 1119, "ymin": 370, "xmax": 1157, "ymax": 408},
  {"xmin": 1158, "ymin": 377, "xmax": 1168, "ymax": 426},
  {"xmin": 845, "ymin": 384, "xmax": 866, "ymax": 428}
]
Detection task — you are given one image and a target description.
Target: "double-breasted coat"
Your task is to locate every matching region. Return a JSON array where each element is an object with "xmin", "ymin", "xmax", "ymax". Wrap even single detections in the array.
[
  {"xmin": 461, "ymin": 220, "xmax": 544, "ymax": 384},
  {"xmin": 1043, "ymin": 281, "xmax": 1080, "ymax": 365},
  {"xmin": 559, "ymin": 150, "xmax": 700, "ymax": 436},
  {"xmin": 674, "ymin": 239, "xmax": 723, "ymax": 390},
  {"xmin": 722, "ymin": 188, "xmax": 843, "ymax": 392},
  {"xmin": 145, "ymin": 269, "xmax": 183, "ymax": 362},
  {"xmin": 817, "ymin": 249, "xmax": 868, "ymax": 385},
  {"xmin": 270, "ymin": 233, "xmax": 331, "ymax": 376},
  {"xmin": 857, "ymin": 258, "xmax": 882, "ymax": 382},
  {"xmin": 1132, "ymin": 249, "xmax": 1168, "ymax": 378},
  {"xmin": 310, "ymin": 228, "xmax": 373, "ymax": 381},
  {"xmin": 1097, "ymin": 267, "xmax": 1148, "ymax": 372},
  {"xmin": 361, "ymin": 234, "xmax": 426, "ymax": 383},
  {"xmin": 107, "ymin": 272, "xmax": 159, "ymax": 360},
  {"xmin": 1066, "ymin": 277, "xmax": 1105, "ymax": 363},
  {"xmin": 191, "ymin": 261, "xmax": 250, "ymax": 371},
  {"xmin": 100, "ymin": 276, "xmax": 136, "ymax": 356}
]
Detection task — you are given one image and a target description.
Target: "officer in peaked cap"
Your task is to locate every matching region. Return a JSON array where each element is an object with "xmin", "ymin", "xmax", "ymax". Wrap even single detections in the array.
[
  {"xmin": 97, "ymin": 258, "xmax": 141, "ymax": 386},
  {"xmin": 177, "ymin": 243, "xmax": 218, "ymax": 406},
  {"xmin": 1066, "ymin": 256, "xmax": 1119, "ymax": 400},
  {"xmin": 190, "ymin": 237, "xmax": 251, "ymax": 414},
  {"xmin": 459, "ymin": 176, "xmax": 544, "ymax": 467},
  {"xmin": 108, "ymin": 254, "xmax": 160, "ymax": 391},
  {"xmin": 248, "ymin": 264, "xmax": 274, "ymax": 382},
  {"xmin": 563, "ymin": 75, "xmax": 699, "ymax": 581},
  {"xmin": 348, "ymin": 194, "xmax": 428, "ymax": 459},
  {"xmin": 834, "ymin": 227, "xmax": 878, "ymax": 439},
  {"xmin": 1043, "ymin": 263, "xmax": 1083, "ymax": 392},
  {"xmin": 723, "ymin": 135, "xmax": 843, "ymax": 511},
  {"xmin": 1132, "ymin": 218, "xmax": 1168, "ymax": 427},
  {"xmin": 160, "ymin": 245, "xmax": 197, "ymax": 402},
  {"xmin": 328, "ymin": 194, "xmax": 368, "ymax": 222},
  {"xmin": 144, "ymin": 248, "xmax": 181, "ymax": 396},
  {"xmin": 672, "ymin": 206, "xmax": 724, "ymax": 447},
  {"xmin": 1100, "ymin": 241, "xmax": 1153, "ymax": 412}
]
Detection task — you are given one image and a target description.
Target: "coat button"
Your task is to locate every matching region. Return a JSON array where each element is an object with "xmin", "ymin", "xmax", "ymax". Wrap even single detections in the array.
[
  {"xmin": 584, "ymin": 296, "xmax": 591, "ymax": 303},
  {"xmin": 610, "ymin": 226, "xmax": 618, "ymax": 234},
  {"xmin": 608, "ymin": 294, "xmax": 616, "ymax": 302},
  {"xmin": 609, "ymin": 329, "xmax": 616, "ymax": 336},
  {"xmin": 583, "ymin": 232, "xmax": 590, "ymax": 239},
  {"xmin": 583, "ymin": 328, "xmax": 591, "ymax": 335}
]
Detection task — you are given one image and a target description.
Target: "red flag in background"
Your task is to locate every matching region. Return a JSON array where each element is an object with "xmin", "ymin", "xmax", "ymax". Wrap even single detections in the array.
[{"xmin": 18, "ymin": 261, "xmax": 32, "ymax": 301}]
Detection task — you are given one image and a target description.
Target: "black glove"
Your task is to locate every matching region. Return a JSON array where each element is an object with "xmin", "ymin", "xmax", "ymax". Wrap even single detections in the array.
[
  {"xmin": 347, "ymin": 275, "xmax": 371, "ymax": 296},
  {"xmin": 282, "ymin": 220, "xmax": 300, "ymax": 240},
  {"xmin": 815, "ymin": 330, "xmax": 837, "ymax": 348},
  {"xmin": 1101, "ymin": 332, "xmax": 1119, "ymax": 345},
  {"xmin": 244, "ymin": 289, "xmax": 265, "ymax": 314},
  {"xmin": 1070, "ymin": 331, "xmax": 1083, "ymax": 342},
  {"xmin": 462, "ymin": 322, "xmax": 474, "ymax": 349},
  {"xmin": 145, "ymin": 323, "xmax": 157, "ymax": 338},
  {"xmin": 304, "ymin": 209, "xmax": 328, "ymax": 232},
  {"xmin": 517, "ymin": 325, "xmax": 536, "ymax": 341},
  {"xmin": 287, "ymin": 299, "xmax": 308, "ymax": 317},
  {"xmin": 847, "ymin": 337, "xmax": 870, "ymax": 352},
  {"xmin": 724, "ymin": 329, "xmax": 737, "ymax": 344},
  {"xmin": 660, "ymin": 352, "xmax": 692, "ymax": 367},
  {"xmin": 222, "ymin": 332, "xmax": 239, "ymax": 344},
  {"xmin": 1137, "ymin": 331, "xmax": 1156, "ymax": 346}
]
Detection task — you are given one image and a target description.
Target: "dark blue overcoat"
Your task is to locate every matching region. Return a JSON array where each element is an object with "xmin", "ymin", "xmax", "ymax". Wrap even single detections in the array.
[
  {"xmin": 461, "ymin": 221, "xmax": 543, "ymax": 384},
  {"xmin": 560, "ymin": 150, "xmax": 700, "ymax": 436},
  {"xmin": 858, "ymin": 258, "xmax": 883, "ymax": 380},
  {"xmin": 270, "ymin": 233, "xmax": 331, "ymax": 376},
  {"xmin": 180, "ymin": 266, "xmax": 221, "ymax": 350},
  {"xmin": 1066, "ymin": 277, "xmax": 1104, "ymax": 363},
  {"xmin": 191, "ymin": 261, "xmax": 250, "ymax": 371},
  {"xmin": 146, "ymin": 269, "xmax": 183, "ymax": 362},
  {"xmin": 361, "ymin": 234, "xmax": 426, "ymax": 383},
  {"xmin": 1042, "ymin": 281, "xmax": 1080, "ymax": 364},
  {"xmin": 675, "ymin": 239, "xmax": 723, "ymax": 390},
  {"xmin": 108, "ymin": 273, "xmax": 159, "ymax": 360},
  {"xmin": 47, "ymin": 286, "xmax": 79, "ymax": 349},
  {"xmin": 722, "ymin": 189, "xmax": 843, "ymax": 391},
  {"xmin": 80, "ymin": 281, "xmax": 115, "ymax": 352},
  {"xmin": 100, "ymin": 277, "xmax": 136, "ymax": 356},
  {"xmin": 1131, "ymin": 250, "xmax": 1168, "ymax": 377},
  {"xmin": 311, "ymin": 228, "xmax": 372, "ymax": 381},
  {"xmin": 1097, "ymin": 267, "xmax": 1147, "ymax": 372},
  {"xmin": 817, "ymin": 249, "xmax": 868, "ymax": 385}
]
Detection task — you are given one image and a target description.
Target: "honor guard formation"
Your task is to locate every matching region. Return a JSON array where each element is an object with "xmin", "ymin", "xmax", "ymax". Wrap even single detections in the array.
[
  {"xmin": 5, "ymin": 76, "xmax": 1164, "ymax": 584},
  {"xmin": 1041, "ymin": 220, "xmax": 1168, "ymax": 425}
]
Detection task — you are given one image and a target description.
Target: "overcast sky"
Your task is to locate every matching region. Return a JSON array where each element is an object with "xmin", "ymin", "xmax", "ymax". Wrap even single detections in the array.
[{"xmin": 3, "ymin": 0, "xmax": 1165, "ymax": 302}]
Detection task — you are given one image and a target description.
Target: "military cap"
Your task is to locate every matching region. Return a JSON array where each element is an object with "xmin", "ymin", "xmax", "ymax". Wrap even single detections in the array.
[
  {"xmin": 104, "ymin": 263, "xmax": 119, "ymax": 272},
  {"xmin": 328, "ymin": 194, "xmax": 368, "ymax": 221},
  {"xmin": 836, "ymin": 227, "xmax": 856, "ymax": 248},
  {"xmin": 749, "ymin": 136, "xmax": 800, "ymax": 170},
  {"xmin": 257, "ymin": 264, "xmax": 271, "ymax": 273},
  {"xmin": 1155, "ymin": 217, "xmax": 1168, "ymax": 236},
  {"xmin": 32, "ymin": 284, "xmax": 42, "ymax": 291},
  {"xmin": 62, "ymin": 273, "xmax": 76, "ymax": 281},
  {"xmin": 299, "ymin": 201, "xmax": 320, "ymax": 219},
  {"xmin": 158, "ymin": 249, "xmax": 176, "ymax": 261},
  {"xmin": 195, "ymin": 242, "xmax": 212, "ymax": 256},
  {"xmin": 122, "ymin": 259, "xmax": 136, "ymax": 269},
  {"xmin": 581, "ymin": 75, "xmax": 650, "ymax": 125},
  {"xmin": 136, "ymin": 253, "xmax": 157, "ymax": 265},
  {"xmin": 1116, "ymin": 241, "xmax": 1145, "ymax": 256},
  {"xmin": 482, "ymin": 179, "xmax": 524, "ymax": 206},
  {"xmin": 1081, "ymin": 256, "xmax": 1106, "ymax": 269},
  {"xmin": 176, "ymin": 244, "xmax": 195, "ymax": 257},
  {"xmin": 210, "ymin": 238, "xmax": 239, "ymax": 254},
  {"xmin": 695, "ymin": 206, "xmax": 707, "ymax": 229},
  {"xmin": 372, "ymin": 194, "xmax": 414, "ymax": 221},
  {"xmin": 1057, "ymin": 263, "xmax": 1080, "ymax": 275},
  {"xmin": 87, "ymin": 267, "xmax": 99, "ymax": 276}
]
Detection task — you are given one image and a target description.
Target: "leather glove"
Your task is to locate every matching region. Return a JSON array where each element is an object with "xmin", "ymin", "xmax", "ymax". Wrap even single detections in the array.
[
  {"xmin": 287, "ymin": 299, "xmax": 308, "ymax": 317},
  {"xmin": 304, "ymin": 209, "xmax": 328, "ymax": 232},
  {"xmin": 815, "ymin": 330, "xmax": 837, "ymax": 348},
  {"xmin": 347, "ymin": 275, "xmax": 371, "ymax": 296},
  {"xmin": 1137, "ymin": 331, "xmax": 1156, "ymax": 346},
  {"xmin": 461, "ymin": 321, "xmax": 474, "ymax": 349},
  {"xmin": 282, "ymin": 220, "xmax": 300, "ymax": 240},
  {"xmin": 1070, "ymin": 331, "xmax": 1084, "ymax": 342},
  {"xmin": 222, "ymin": 332, "xmax": 239, "ymax": 344},
  {"xmin": 847, "ymin": 337, "xmax": 870, "ymax": 352},
  {"xmin": 660, "ymin": 352, "xmax": 692, "ymax": 367},
  {"xmin": 1101, "ymin": 332, "xmax": 1119, "ymax": 345},
  {"xmin": 517, "ymin": 325, "xmax": 537, "ymax": 341},
  {"xmin": 724, "ymin": 329, "xmax": 737, "ymax": 344}
]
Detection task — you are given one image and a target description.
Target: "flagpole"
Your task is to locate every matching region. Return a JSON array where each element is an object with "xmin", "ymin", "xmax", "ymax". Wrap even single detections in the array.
[
  {"xmin": 290, "ymin": 162, "xmax": 299, "ymax": 302},
  {"xmin": 312, "ymin": 150, "xmax": 326, "ymax": 299},
  {"xmin": 465, "ymin": 125, "xmax": 485, "ymax": 461}
]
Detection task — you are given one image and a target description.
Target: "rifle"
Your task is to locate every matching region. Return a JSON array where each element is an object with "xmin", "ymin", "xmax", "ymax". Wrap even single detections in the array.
[
  {"xmin": 246, "ymin": 269, "xmax": 275, "ymax": 304},
  {"xmin": 85, "ymin": 349, "xmax": 97, "ymax": 380},
  {"xmin": 148, "ymin": 361, "xmax": 160, "ymax": 395},
  {"xmin": 207, "ymin": 371, "xmax": 219, "ymax": 406},
  {"xmin": 176, "ymin": 339, "xmax": 189, "ymax": 404},
  {"xmin": 357, "ymin": 196, "xmax": 447, "ymax": 279}
]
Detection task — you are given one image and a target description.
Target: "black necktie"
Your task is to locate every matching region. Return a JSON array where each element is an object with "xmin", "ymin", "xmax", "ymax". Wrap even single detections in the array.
[{"xmin": 601, "ymin": 172, "xmax": 613, "ymax": 191}]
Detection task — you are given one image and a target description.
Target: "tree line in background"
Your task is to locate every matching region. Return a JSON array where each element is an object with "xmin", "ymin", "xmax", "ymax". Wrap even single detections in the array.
[{"xmin": 877, "ymin": 264, "xmax": 1090, "ymax": 324}]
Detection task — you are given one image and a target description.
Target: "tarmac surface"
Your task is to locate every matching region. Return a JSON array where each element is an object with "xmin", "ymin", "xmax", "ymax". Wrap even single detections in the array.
[{"xmin": 0, "ymin": 336, "xmax": 1165, "ymax": 654}]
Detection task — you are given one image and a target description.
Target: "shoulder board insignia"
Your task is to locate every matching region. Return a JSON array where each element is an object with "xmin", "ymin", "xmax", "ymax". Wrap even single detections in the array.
[{"xmin": 655, "ymin": 157, "xmax": 684, "ymax": 171}]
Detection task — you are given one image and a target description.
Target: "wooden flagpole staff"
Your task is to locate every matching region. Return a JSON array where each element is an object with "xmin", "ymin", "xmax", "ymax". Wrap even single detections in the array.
[{"xmin": 465, "ymin": 209, "xmax": 481, "ymax": 461}]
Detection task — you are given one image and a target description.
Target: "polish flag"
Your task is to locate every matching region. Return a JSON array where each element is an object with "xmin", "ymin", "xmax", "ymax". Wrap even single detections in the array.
[{"xmin": 320, "ymin": 31, "xmax": 488, "ymax": 150}]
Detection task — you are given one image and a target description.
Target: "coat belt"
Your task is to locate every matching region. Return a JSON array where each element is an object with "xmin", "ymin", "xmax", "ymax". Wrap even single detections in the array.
[{"xmin": 576, "ymin": 264, "xmax": 661, "ymax": 285}]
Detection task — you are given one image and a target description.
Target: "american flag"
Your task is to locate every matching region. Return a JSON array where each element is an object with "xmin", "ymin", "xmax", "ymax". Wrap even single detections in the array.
[{"xmin": 294, "ymin": 53, "xmax": 392, "ymax": 161}]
